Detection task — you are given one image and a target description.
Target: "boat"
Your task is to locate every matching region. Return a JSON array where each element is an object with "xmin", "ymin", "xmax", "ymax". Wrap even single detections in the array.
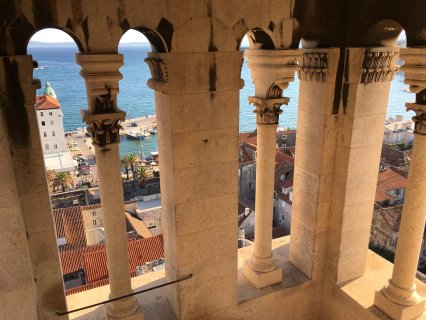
[
  {"xmin": 126, "ymin": 131, "xmax": 144, "ymax": 140},
  {"xmin": 148, "ymin": 127, "xmax": 157, "ymax": 134}
]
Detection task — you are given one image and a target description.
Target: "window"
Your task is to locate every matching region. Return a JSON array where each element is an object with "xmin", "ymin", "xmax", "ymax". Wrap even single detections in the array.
[
  {"xmin": 248, "ymin": 182, "xmax": 254, "ymax": 190},
  {"xmin": 52, "ymin": 131, "xmax": 56, "ymax": 136},
  {"xmin": 40, "ymin": 112, "xmax": 44, "ymax": 117},
  {"xmin": 50, "ymin": 120, "xmax": 54, "ymax": 125},
  {"xmin": 92, "ymin": 211, "xmax": 96, "ymax": 217},
  {"xmin": 281, "ymin": 143, "xmax": 287, "ymax": 148},
  {"xmin": 54, "ymin": 144, "xmax": 58, "ymax": 149},
  {"xmin": 248, "ymin": 165, "xmax": 255, "ymax": 173},
  {"xmin": 41, "ymin": 121, "xmax": 45, "ymax": 126},
  {"xmin": 43, "ymin": 132, "xmax": 47, "ymax": 137},
  {"xmin": 93, "ymin": 220, "xmax": 97, "ymax": 226},
  {"xmin": 49, "ymin": 112, "xmax": 53, "ymax": 116},
  {"xmin": 45, "ymin": 144, "xmax": 49, "ymax": 150},
  {"xmin": 281, "ymin": 134, "xmax": 287, "ymax": 139}
]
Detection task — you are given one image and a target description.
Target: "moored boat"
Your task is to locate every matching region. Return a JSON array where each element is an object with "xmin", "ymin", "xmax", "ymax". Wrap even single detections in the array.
[{"xmin": 126, "ymin": 131, "xmax": 144, "ymax": 140}]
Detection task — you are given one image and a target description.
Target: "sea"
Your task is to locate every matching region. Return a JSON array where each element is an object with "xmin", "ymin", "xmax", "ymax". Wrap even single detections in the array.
[{"xmin": 28, "ymin": 42, "xmax": 415, "ymax": 158}]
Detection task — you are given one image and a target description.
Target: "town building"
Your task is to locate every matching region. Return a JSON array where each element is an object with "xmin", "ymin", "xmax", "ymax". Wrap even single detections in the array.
[
  {"xmin": 35, "ymin": 82, "xmax": 75, "ymax": 172},
  {"xmin": 383, "ymin": 115, "xmax": 415, "ymax": 146},
  {"xmin": 375, "ymin": 168, "xmax": 407, "ymax": 206},
  {"xmin": 1, "ymin": 2, "xmax": 426, "ymax": 320}
]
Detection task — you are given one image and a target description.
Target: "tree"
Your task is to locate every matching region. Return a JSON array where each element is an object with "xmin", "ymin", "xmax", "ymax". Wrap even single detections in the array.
[
  {"xmin": 138, "ymin": 166, "xmax": 149, "ymax": 188},
  {"xmin": 46, "ymin": 169, "xmax": 56, "ymax": 182},
  {"xmin": 121, "ymin": 156, "xmax": 130, "ymax": 181},
  {"xmin": 53, "ymin": 172, "xmax": 74, "ymax": 192},
  {"xmin": 126, "ymin": 153, "xmax": 138, "ymax": 180}
]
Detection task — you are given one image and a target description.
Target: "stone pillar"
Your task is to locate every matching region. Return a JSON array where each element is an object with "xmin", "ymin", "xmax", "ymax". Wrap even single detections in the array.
[
  {"xmin": 375, "ymin": 47, "xmax": 426, "ymax": 320},
  {"xmin": 326, "ymin": 47, "xmax": 400, "ymax": 283},
  {"xmin": 289, "ymin": 48, "xmax": 340, "ymax": 281},
  {"xmin": 145, "ymin": 51, "xmax": 243, "ymax": 319},
  {"xmin": 0, "ymin": 55, "xmax": 68, "ymax": 320},
  {"xmin": 76, "ymin": 53, "xmax": 142, "ymax": 320},
  {"xmin": 242, "ymin": 49, "xmax": 300, "ymax": 288}
]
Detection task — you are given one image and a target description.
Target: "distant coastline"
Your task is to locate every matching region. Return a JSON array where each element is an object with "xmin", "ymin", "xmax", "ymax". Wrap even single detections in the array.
[{"xmin": 28, "ymin": 41, "xmax": 151, "ymax": 48}]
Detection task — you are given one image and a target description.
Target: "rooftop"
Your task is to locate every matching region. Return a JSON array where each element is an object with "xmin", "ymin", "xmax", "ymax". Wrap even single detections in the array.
[
  {"xmin": 375, "ymin": 169, "xmax": 408, "ymax": 202},
  {"xmin": 35, "ymin": 94, "xmax": 61, "ymax": 110}
]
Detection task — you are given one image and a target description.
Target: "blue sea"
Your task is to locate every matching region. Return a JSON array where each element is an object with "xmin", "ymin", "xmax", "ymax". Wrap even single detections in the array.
[{"xmin": 28, "ymin": 42, "xmax": 415, "ymax": 157}]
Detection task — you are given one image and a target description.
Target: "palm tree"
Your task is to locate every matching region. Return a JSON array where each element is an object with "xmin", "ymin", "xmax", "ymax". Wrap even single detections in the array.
[
  {"xmin": 121, "ymin": 156, "xmax": 130, "ymax": 181},
  {"xmin": 54, "ymin": 172, "xmax": 73, "ymax": 192},
  {"xmin": 126, "ymin": 153, "xmax": 138, "ymax": 180},
  {"xmin": 137, "ymin": 166, "xmax": 149, "ymax": 188},
  {"xmin": 46, "ymin": 169, "xmax": 56, "ymax": 182}
]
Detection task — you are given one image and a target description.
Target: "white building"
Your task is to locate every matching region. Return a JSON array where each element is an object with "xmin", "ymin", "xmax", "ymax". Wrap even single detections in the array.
[
  {"xmin": 35, "ymin": 82, "xmax": 74, "ymax": 172},
  {"xmin": 383, "ymin": 114, "xmax": 415, "ymax": 146}
]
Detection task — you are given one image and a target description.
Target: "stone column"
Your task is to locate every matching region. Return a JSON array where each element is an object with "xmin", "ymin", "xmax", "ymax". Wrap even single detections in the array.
[
  {"xmin": 325, "ymin": 47, "xmax": 400, "ymax": 284},
  {"xmin": 145, "ymin": 51, "xmax": 244, "ymax": 318},
  {"xmin": 76, "ymin": 53, "xmax": 142, "ymax": 320},
  {"xmin": 242, "ymin": 49, "xmax": 300, "ymax": 288},
  {"xmin": 289, "ymin": 48, "xmax": 340, "ymax": 283},
  {"xmin": 375, "ymin": 48, "xmax": 426, "ymax": 320},
  {"xmin": 0, "ymin": 55, "xmax": 68, "ymax": 320}
]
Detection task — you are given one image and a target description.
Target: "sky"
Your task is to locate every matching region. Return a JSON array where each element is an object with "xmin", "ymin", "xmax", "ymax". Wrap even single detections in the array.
[
  {"xmin": 29, "ymin": 28, "xmax": 250, "ymax": 46},
  {"xmin": 30, "ymin": 28, "xmax": 148, "ymax": 43}
]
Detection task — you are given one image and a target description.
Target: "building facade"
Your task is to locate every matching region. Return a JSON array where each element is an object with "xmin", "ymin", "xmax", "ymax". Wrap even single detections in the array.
[{"xmin": 35, "ymin": 82, "xmax": 68, "ymax": 153}]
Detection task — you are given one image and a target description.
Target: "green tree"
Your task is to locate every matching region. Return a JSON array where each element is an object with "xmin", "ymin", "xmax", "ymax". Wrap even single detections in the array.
[
  {"xmin": 138, "ymin": 166, "xmax": 149, "ymax": 188},
  {"xmin": 127, "ymin": 153, "xmax": 138, "ymax": 179},
  {"xmin": 121, "ymin": 156, "xmax": 130, "ymax": 181},
  {"xmin": 54, "ymin": 172, "xmax": 74, "ymax": 192}
]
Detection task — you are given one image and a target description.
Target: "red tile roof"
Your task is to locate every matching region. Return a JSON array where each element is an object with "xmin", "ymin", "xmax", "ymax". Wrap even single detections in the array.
[
  {"xmin": 239, "ymin": 132, "xmax": 258, "ymax": 146},
  {"xmin": 53, "ymin": 204, "xmax": 103, "ymax": 251},
  {"xmin": 83, "ymin": 235, "xmax": 164, "ymax": 283},
  {"xmin": 375, "ymin": 169, "xmax": 407, "ymax": 202},
  {"xmin": 35, "ymin": 95, "xmax": 61, "ymax": 110},
  {"xmin": 60, "ymin": 243, "xmax": 105, "ymax": 275},
  {"xmin": 275, "ymin": 150, "xmax": 295, "ymax": 165},
  {"xmin": 378, "ymin": 205, "xmax": 403, "ymax": 233}
]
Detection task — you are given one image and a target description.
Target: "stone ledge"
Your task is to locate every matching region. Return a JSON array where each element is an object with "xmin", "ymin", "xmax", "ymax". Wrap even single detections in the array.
[
  {"xmin": 237, "ymin": 236, "xmax": 310, "ymax": 303},
  {"xmin": 67, "ymin": 270, "xmax": 176, "ymax": 320},
  {"xmin": 340, "ymin": 250, "xmax": 426, "ymax": 319}
]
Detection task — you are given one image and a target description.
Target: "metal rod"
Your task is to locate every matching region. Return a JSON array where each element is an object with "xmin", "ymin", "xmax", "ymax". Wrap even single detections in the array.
[{"xmin": 56, "ymin": 273, "xmax": 192, "ymax": 316}]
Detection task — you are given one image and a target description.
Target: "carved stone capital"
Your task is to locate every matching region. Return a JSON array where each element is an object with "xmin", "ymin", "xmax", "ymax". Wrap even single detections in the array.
[
  {"xmin": 144, "ymin": 57, "xmax": 168, "ymax": 82},
  {"xmin": 400, "ymin": 48, "xmax": 426, "ymax": 93},
  {"xmin": 81, "ymin": 110, "xmax": 126, "ymax": 146},
  {"xmin": 298, "ymin": 52, "xmax": 328, "ymax": 82},
  {"xmin": 249, "ymin": 96, "xmax": 289, "ymax": 125},
  {"xmin": 76, "ymin": 54, "xmax": 123, "ymax": 114},
  {"xmin": 245, "ymin": 49, "xmax": 300, "ymax": 97},
  {"xmin": 406, "ymin": 103, "xmax": 426, "ymax": 135},
  {"xmin": 361, "ymin": 49, "xmax": 399, "ymax": 83}
]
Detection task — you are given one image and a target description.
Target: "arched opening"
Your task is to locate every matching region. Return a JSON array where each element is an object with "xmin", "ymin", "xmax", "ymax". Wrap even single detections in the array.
[
  {"xmin": 237, "ymin": 31, "xmax": 300, "ymax": 291},
  {"xmin": 25, "ymin": 29, "xmax": 101, "ymax": 300},
  {"xmin": 116, "ymin": 28, "xmax": 164, "ymax": 282},
  {"xmin": 362, "ymin": 28, "xmax": 425, "ymax": 276}
]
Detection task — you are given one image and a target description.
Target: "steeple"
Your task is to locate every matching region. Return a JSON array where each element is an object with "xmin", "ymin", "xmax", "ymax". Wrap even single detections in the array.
[{"xmin": 43, "ymin": 81, "xmax": 57, "ymax": 99}]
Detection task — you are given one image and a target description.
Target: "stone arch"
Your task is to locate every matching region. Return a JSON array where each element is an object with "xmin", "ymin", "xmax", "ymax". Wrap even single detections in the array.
[
  {"xmin": 131, "ymin": 27, "xmax": 170, "ymax": 53},
  {"xmin": 234, "ymin": 20, "xmax": 277, "ymax": 50},
  {"xmin": 25, "ymin": 26, "xmax": 85, "ymax": 54},
  {"xmin": 364, "ymin": 19, "xmax": 405, "ymax": 47},
  {"xmin": 118, "ymin": 18, "xmax": 173, "ymax": 53},
  {"xmin": 299, "ymin": 23, "xmax": 328, "ymax": 49}
]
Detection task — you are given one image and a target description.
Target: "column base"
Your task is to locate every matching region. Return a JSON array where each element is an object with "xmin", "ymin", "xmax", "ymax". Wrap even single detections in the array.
[
  {"xmin": 243, "ymin": 260, "xmax": 282, "ymax": 289},
  {"xmin": 106, "ymin": 297, "xmax": 144, "ymax": 320},
  {"xmin": 374, "ymin": 289, "xmax": 425, "ymax": 320}
]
